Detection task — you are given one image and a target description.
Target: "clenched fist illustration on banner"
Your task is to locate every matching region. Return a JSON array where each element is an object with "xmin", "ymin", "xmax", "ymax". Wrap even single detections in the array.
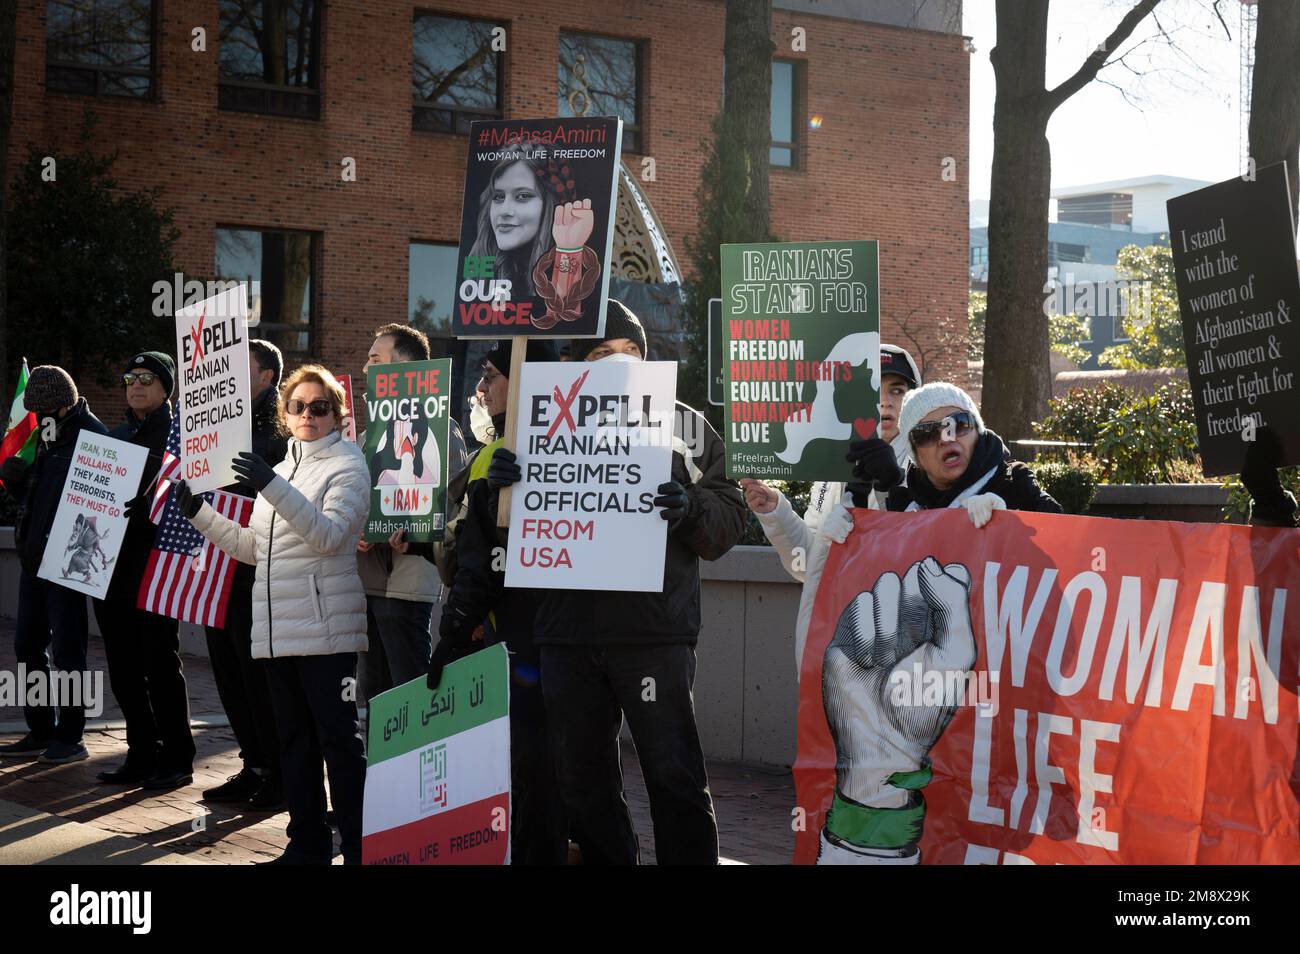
[{"xmin": 819, "ymin": 557, "xmax": 977, "ymax": 865}]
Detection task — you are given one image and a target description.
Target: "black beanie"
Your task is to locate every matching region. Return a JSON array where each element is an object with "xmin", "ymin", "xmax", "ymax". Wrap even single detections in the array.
[
  {"xmin": 25, "ymin": 365, "xmax": 78, "ymax": 415},
  {"xmin": 576, "ymin": 299, "xmax": 647, "ymax": 360},
  {"xmin": 484, "ymin": 339, "xmax": 559, "ymax": 376},
  {"xmin": 124, "ymin": 351, "xmax": 176, "ymax": 396}
]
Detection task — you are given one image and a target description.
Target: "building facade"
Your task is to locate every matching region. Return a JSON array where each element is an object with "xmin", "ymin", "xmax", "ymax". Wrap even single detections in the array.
[{"xmin": 14, "ymin": 0, "xmax": 970, "ymax": 412}]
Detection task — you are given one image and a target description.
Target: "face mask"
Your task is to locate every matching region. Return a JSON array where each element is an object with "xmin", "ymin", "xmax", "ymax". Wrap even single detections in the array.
[
  {"xmin": 468, "ymin": 394, "xmax": 494, "ymax": 445},
  {"xmin": 598, "ymin": 352, "xmax": 640, "ymax": 363}
]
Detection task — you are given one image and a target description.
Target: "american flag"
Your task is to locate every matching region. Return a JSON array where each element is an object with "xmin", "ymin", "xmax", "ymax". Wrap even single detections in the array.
[
  {"xmin": 149, "ymin": 416, "xmax": 183, "ymax": 523},
  {"xmin": 138, "ymin": 416, "xmax": 253, "ymax": 628}
]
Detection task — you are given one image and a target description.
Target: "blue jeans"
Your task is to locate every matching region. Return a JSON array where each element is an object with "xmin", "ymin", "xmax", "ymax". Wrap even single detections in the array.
[{"xmin": 15, "ymin": 570, "xmax": 89, "ymax": 744}]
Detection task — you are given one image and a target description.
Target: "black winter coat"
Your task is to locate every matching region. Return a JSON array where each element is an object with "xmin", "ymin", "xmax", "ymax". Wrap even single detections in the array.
[
  {"xmin": 101, "ymin": 402, "xmax": 174, "ymax": 605},
  {"xmin": 534, "ymin": 401, "xmax": 747, "ymax": 646},
  {"xmin": 13, "ymin": 399, "xmax": 109, "ymax": 575}
]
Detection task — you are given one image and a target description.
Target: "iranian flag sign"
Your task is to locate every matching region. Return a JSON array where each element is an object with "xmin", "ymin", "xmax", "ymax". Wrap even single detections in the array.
[{"xmin": 362, "ymin": 645, "xmax": 511, "ymax": 865}]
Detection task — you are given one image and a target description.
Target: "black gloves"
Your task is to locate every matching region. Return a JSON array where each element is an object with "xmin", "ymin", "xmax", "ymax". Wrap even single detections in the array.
[
  {"xmin": 1240, "ymin": 428, "xmax": 1296, "ymax": 525},
  {"xmin": 231, "ymin": 451, "xmax": 276, "ymax": 491},
  {"xmin": 654, "ymin": 480, "xmax": 694, "ymax": 523},
  {"xmin": 487, "ymin": 447, "xmax": 521, "ymax": 489},
  {"xmin": 123, "ymin": 493, "xmax": 149, "ymax": 521},
  {"xmin": 428, "ymin": 606, "xmax": 476, "ymax": 691},
  {"xmin": 847, "ymin": 436, "xmax": 902, "ymax": 492},
  {"xmin": 173, "ymin": 479, "xmax": 203, "ymax": 519}
]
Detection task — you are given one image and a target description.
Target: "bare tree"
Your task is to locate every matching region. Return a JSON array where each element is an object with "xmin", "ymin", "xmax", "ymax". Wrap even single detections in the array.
[
  {"xmin": 982, "ymin": 0, "xmax": 1162, "ymax": 442},
  {"xmin": 1249, "ymin": 0, "xmax": 1300, "ymax": 229}
]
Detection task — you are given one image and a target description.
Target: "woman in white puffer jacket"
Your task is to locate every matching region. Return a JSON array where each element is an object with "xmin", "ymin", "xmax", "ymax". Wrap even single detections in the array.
[
  {"xmin": 739, "ymin": 345, "xmax": 921, "ymax": 669},
  {"xmin": 176, "ymin": 364, "xmax": 370, "ymax": 865}
]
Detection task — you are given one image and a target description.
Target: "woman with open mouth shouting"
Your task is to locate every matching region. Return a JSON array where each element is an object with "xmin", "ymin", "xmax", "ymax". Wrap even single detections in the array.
[{"xmin": 885, "ymin": 382, "xmax": 1062, "ymax": 524}]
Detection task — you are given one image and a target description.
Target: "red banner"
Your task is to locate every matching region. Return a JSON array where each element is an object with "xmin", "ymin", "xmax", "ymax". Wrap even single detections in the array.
[{"xmin": 794, "ymin": 509, "xmax": 1300, "ymax": 864}]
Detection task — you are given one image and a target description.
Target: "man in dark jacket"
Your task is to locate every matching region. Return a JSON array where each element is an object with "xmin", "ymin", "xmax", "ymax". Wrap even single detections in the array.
[
  {"xmin": 94, "ymin": 352, "xmax": 196, "ymax": 790},
  {"xmin": 0, "ymin": 367, "xmax": 108, "ymax": 763},
  {"xmin": 1240, "ymin": 428, "xmax": 1299, "ymax": 528},
  {"xmin": 201, "ymin": 340, "xmax": 289, "ymax": 809},
  {"xmin": 426, "ymin": 337, "xmax": 568, "ymax": 864},
  {"xmin": 485, "ymin": 301, "xmax": 747, "ymax": 864}
]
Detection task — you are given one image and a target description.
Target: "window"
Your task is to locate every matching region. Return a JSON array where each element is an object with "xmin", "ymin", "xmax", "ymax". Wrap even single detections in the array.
[
  {"xmin": 412, "ymin": 14, "xmax": 504, "ymax": 134},
  {"xmin": 215, "ymin": 227, "xmax": 318, "ymax": 357},
  {"xmin": 558, "ymin": 32, "xmax": 642, "ymax": 153},
  {"xmin": 46, "ymin": 0, "xmax": 155, "ymax": 98},
  {"xmin": 408, "ymin": 242, "xmax": 457, "ymax": 354},
  {"xmin": 771, "ymin": 60, "xmax": 803, "ymax": 169},
  {"xmin": 1048, "ymin": 241, "xmax": 1088, "ymax": 265},
  {"xmin": 970, "ymin": 246, "xmax": 988, "ymax": 267},
  {"xmin": 218, "ymin": 0, "xmax": 321, "ymax": 119}
]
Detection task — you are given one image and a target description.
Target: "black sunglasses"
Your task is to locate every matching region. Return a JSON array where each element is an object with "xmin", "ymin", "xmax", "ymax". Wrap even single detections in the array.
[
  {"xmin": 909, "ymin": 411, "xmax": 977, "ymax": 449},
  {"xmin": 285, "ymin": 399, "xmax": 333, "ymax": 418},
  {"xmin": 122, "ymin": 372, "xmax": 158, "ymax": 387}
]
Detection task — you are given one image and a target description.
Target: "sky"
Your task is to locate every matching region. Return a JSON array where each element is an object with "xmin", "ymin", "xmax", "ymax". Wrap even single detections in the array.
[{"xmin": 962, "ymin": 0, "xmax": 1243, "ymax": 205}]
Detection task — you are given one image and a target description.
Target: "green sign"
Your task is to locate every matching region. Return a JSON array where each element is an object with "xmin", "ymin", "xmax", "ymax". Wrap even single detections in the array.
[
  {"xmin": 363, "ymin": 358, "xmax": 453, "ymax": 543},
  {"xmin": 708, "ymin": 297, "xmax": 723, "ymax": 406},
  {"xmin": 721, "ymin": 241, "xmax": 880, "ymax": 481}
]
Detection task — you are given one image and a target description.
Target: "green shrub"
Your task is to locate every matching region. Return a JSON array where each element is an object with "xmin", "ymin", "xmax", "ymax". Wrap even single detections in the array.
[
  {"xmin": 1033, "ymin": 382, "xmax": 1132, "ymax": 447},
  {"xmin": 1094, "ymin": 387, "xmax": 1198, "ymax": 483},
  {"xmin": 1034, "ymin": 460, "xmax": 1099, "ymax": 515}
]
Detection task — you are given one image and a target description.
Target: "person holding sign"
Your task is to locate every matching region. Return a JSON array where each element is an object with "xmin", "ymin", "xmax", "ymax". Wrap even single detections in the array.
[
  {"xmin": 740, "ymin": 344, "xmax": 921, "ymax": 667},
  {"xmin": 1241, "ymin": 427, "xmax": 1300, "ymax": 527},
  {"xmin": 427, "ymin": 337, "xmax": 567, "ymax": 864},
  {"xmin": 0, "ymin": 367, "xmax": 107, "ymax": 763},
  {"xmin": 884, "ymin": 384, "xmax": 1061, "ymax": 519},
  {"xmin": 94, "ymin": 353, "xmax": 197, "ymax": 790},
  {"xmin": 491, "ymin": 301, "xmax": 747, "ymax": 864},
  {"xmin": 176, "ymin": 365, "xmax": 370, "ymax": 865},
  {"xmin": 201, "ymin": 339, "xmax": 289, "ymax": 811}
]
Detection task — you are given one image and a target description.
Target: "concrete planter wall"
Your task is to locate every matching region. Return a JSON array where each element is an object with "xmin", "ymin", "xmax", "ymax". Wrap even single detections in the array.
[{"xmin": 1088, "ymin": 483, "xmax": 1240, "ymax": 524}]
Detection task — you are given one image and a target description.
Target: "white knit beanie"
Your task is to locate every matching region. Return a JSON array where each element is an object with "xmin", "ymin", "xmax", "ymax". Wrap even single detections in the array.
[{"xmin": 897, "ymin": 382, "xmax": 983, "ymax": 461}]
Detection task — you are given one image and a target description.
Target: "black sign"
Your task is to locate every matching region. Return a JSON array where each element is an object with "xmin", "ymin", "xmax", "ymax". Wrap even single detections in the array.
[{"xmin": 1167, "ymin": 163, "xmax": 1300, "ymax": 477}]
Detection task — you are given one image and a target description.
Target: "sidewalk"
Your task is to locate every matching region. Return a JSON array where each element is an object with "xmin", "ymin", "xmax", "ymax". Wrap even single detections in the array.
[{"xmin": 0, "ymin": 622, "xmax": 794, "ymax": 864}]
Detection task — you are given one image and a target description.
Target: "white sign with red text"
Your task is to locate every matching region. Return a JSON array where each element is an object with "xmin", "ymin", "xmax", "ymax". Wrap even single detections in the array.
[
  {"xmin": 175, "ymin": 286, "xmax": 253, "ymax": 493},
  {"xmin": 505, "ymin": 360, "xmax": 676, "ymax": 592}
]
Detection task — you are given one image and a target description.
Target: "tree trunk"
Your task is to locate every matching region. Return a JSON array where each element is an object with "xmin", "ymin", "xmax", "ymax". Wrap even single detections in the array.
[
  {"xmin": 720, "ymin": 0, "xmax": 773, "ymax": 243},
  {"xmin": 0, "ymin": 0, "xmax": 16, "ymax": 403},
  {"xmin": 983, "ymin": 0, "xmax": 1052, "ymax": 444},
  {"xmin": 1249, "ymin": 0, "xmax": 1300, "ymax": 233},
  {"xmin": 982, "ymin": 0, "xmax": 1160, "ymax": 442}
]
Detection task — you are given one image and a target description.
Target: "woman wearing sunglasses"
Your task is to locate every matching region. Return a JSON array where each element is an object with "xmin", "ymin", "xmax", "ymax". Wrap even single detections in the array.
[
  {"xmin": 884, "ymin": 383, "xmax": 1062, "ymax": 522},
  {"xmin": 174, "ymin": 364, "xmax": 371, "ymax": 865}
]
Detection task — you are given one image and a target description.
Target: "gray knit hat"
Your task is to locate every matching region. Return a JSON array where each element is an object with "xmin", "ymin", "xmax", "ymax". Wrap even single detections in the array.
[{"xmin": 25, "ymin": 365, "xmax": 78, "ymax": 415}]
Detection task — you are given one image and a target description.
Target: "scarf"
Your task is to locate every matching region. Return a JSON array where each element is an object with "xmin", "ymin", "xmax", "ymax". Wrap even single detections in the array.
[{"xmin": 902, "ymin": 429, "xmax": 1010, "ymax": 510}]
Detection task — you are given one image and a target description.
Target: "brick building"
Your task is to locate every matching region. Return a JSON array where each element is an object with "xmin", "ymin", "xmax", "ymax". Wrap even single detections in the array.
[{"xmin": 11, "ymin": 0, "xmax": 969, "ymax": 412}]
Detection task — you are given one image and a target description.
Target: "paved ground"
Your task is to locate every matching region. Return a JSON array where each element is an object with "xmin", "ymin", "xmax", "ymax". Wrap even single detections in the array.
[{"xmin": 0, "ymin": 622, "xmax": 793, "ymax": 864}]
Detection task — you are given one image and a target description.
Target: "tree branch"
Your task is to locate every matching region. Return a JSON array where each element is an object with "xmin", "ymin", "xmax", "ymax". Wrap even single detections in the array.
[{"xmin": 1044, "ymin": 0, "xmax": 1163, "ymax": 111}]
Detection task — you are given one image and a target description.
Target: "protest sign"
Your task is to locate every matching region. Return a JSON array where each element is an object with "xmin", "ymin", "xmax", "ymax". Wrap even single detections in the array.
[
  {"xmin": 707, "ymin": 297, "xmax": 723, "ymax": 406},
  {"xmin": 38, "ymin": 432, "xmax": 148, "ymax": 599},
  {"xmin": 721, "ymin": 240, "xmax": 880, "ymax": 481},
  {"xmin": 455, "ymin": 116, "xmax": 623, "ymax": 339},
  {"xmin": 363, "ymin": 358, "xmax": 452, "ymax": 543},
  {"xmin": 174, "ymin": 285, "xmax": 252, "ymax": 493},
  {"xmin": 338, "ymin": 372, "xmax": 357, "ymax": 442},
  {"xmin": 795, "ymin": 509, "xmax": 1300, "ymax": 865},
  {"xmin": 505, "ymin": 359, "xmax": 675, "ymax": 591},
  {"xmin": 362, "ymin": 645, "xmax": 510, "ymax": 865},
  {"xmin": 1167, "ymin": 163, "xmax": 1300, "ymax": 476}
]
